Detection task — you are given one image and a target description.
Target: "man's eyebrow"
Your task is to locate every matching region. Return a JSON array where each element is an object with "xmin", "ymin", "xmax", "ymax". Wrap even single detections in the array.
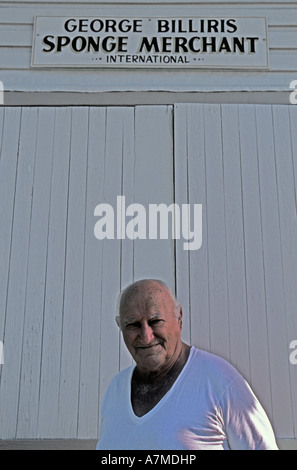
[{"xmin": 122, "ymin": 313, "xmax": 162, "ymax": 325}]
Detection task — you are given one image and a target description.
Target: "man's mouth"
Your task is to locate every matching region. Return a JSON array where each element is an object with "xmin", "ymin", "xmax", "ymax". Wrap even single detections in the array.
[{"xmin": 136, "ymin": 344, "xmax": 161, "ymax": 351}]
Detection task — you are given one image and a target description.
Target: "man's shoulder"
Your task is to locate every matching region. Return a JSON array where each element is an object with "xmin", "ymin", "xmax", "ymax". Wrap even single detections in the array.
[
  {"xmin": 189, "ymin": 347, "xmax": 243, "ymax": 385},
  {"xmin": 107, "ymin": 364, "xmax": 134, "ymax": 390}
]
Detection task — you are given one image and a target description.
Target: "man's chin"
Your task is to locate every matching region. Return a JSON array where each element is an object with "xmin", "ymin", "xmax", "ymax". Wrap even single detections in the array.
[{"xmin": 135, "ymin": 350, "xmax": 165, "ymax": 374}]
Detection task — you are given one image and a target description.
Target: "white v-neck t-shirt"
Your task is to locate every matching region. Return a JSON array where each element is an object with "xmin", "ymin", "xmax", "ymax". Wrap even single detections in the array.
[{"xmin": 96, "ymin": 347, "xmax": 278, "ymax": 450}]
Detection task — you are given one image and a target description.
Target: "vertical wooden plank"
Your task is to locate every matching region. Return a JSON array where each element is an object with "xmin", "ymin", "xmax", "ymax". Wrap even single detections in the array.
[
  {"xmin": 175, "ymin": 104, "xmax": 210, "ymax": 350},
  {"xmin": 77, "ymin": 107, "xmax": 106, "ymax": 439},
  {"xmin": 272, "ymin": 105, "xmax": 297, "ymax": 437},
  {"xmin": 187, "ymin": 105, "xmax": 209, "ymax": 351},
  {"xmin": 119, "ymin": 108, "xmax": 135, "ymax": 371},
  {"xmin": 0, "ymin": 108, "xmax": 21, "ymax": 362},
  {"xmin": 204, "ymin": 104, "xmax": 229, "ymax": 361},
  {"xmin": 58, "ymin": 107, "xmax": 89, "ymax": 438},
  {"xmin": 16, "ymin": 108, "xmax": 55, "ymax": 438},
  {"xmin": 0, "ymin": 108, "xmax": 38, "ymax": 439},
  {"xmin": 98, "ymin": 108, "xmax": 125, "ymax": 410},
  {"xmin": 288, "ymin": 106, "xmax": 297, "ymax": 438},
  {"xmin": 239, "ymin": 105, "xmax": 272, "ymax": 417},
  {"xmin": 256, "ymin": 105, "xmax": 293, "ymax": 436},
  {"xmin": 133, "ymin": 106, "xmax": 175, "ymax": 292},
  {"xmin": 221, "ymin": 105, "xmax": 250, "ymax": 381},
  {"xmin": 0, "ymin": 107, "xmax": 4, "ymax": 161},
  {"xmin": 174, "ymin": 104, "xmax": 191, "ymax": 345},
  {"xmin": 37, "ymin": 108, "xmax": 72, "ymax": 438}
]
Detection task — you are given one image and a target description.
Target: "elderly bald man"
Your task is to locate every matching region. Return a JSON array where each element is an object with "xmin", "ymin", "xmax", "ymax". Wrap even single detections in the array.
[{"xmin": 96, "ymin": 279, "xmax": 278, "ymax": 451}]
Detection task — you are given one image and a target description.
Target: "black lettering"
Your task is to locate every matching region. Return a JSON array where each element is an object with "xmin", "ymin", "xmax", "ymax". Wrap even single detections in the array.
[
  {"xmin": 218, "ymin": 37, "xmax": 231, "ymax": 53},
  {"xmin": 233, "ymin": 37, "xmax": 245, "ymax": 53},
  {"xmin": 133, "ymin": 20, "xmax": 143, "ymax": 33},
  {"xmin": 118, "ymin": 37, "xmax": 128, "ymax": 52},
  {"xmin": 175, "ymin": 37, "xmax": 189, "ymax": 53},
  {"xmin": 87, "ymin": 36, "xmax": 100, "ymax": 52},
  {"xmin": 178, "ymin": 20, "xmax": 187, "ymax": 33},
  {"xmin": 246, "ymin": 37, "xmax": 259, "ymax": 53},
  {"xmin": 101, "ymin": 36, "xmax": 117, "ymax": 52},
  {"xmin": 71, "ymin": 36, "xmax": 87, "ymax": 52},
  {"xmin": 78, "ymin": 19, "xmax": 89, "ymax": 32},
  {"xmin": 158, "ymin": 20, "xmax": 170, "ymax": 33},
  {"xmin": 105, "ymin": 19, "xmax": 117, "ymax": 33},
  {"xmin": 118, "ymin": 19, "xmax": 132, "ymax": 33},
  {"xmin": 139, "ymin": 37, "xmax": 160, "ymax": 53},
  {"xmin": 188, "ymin": 37, "xmax": 200, "ymax": 53},
  {"xmin": 42, "ymin": 35, "xmax": 55, "ymax": 52},
  {"xmin": 162, "ymin": 37, "xmax": 172, "ymax": 53},
  {"xmin": 189, "ymin": 20, "xmax": 198, "ymax": 33},
  {"xmin": 200, "ymin": 19, "xmax": 205, "ymax": 33},
  {"xmin": 208, "ymin": 20, "xmax": 219, "ymax": 33},
  {"xmin": 202, "ymin": 36, "xmax": 216, "ymax": 52},
  {"xmin": 226, "ymin": 19, "xmax": 237, "ymax": 33},
  {"xmin": 90, "ymin": 19, "xmax": 104, "ymax": 33},
  {"xmin": 56, "ymin": 36, "xmax": 71, "ymax": 52},
  {"xmin": 64, "ymin": 19, "xmax": 76, "ymax": 32}
]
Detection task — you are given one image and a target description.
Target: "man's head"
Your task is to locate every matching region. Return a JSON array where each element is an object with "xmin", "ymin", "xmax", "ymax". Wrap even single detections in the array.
[{"xmin": 116, "ymin": 279, "xmax": 183, "ymax": 377}]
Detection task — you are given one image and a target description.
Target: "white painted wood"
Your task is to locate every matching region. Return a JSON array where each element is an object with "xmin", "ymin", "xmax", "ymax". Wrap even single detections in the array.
[
  {"xmin": 174, "ymin": 103, "xmax": 297, "ymax": 439},
  {"xmin": 174, "ymin": 104, "xmax": 191, "ymax": 345},
  {"xmin": 133, "ymin": 106, "xmax": 175, "ymax": 292},
  {"xmin": 204, "ymin": 105, "xmax": 230, "ymax": 361},
  {"xmin": 97, "ymin": 108, "xmax": 127, "ymax": 415},
  {"xmin": 238, "ymin": 104, "xmax": 272, "ymax": 415},
  {"xmin": 16, "ymin": 108, "xmax": 56, "ymax": 439},
  {"xmin": 77, "ymin": 108, "xmax": 107, "ymax": 439},
  {"xmin": 221, "ymin": 105, "xmax": 250, "ymax": 379},
  {"xmin": 119, "ymin": 108, "xmax": 136, "ymax": 372},
  {"xmin": 255, "ymin": 105, "xmax": 294, "ymax": 436},
  {"xmin": 1, "ymin": 103, "xmax": 296, "ymax": 442},
  {"xmin": 56, "ymin": 108, "xmax": 90, "ymax": 438},
  {"xmin": 0, "ymin": 2, "xmax": 296, "ymax": 96},
  {"xmin": 0, "ymin": 108, "xmax": 39, "ymax": 439},
  {"xmin": 0, "ymin": 108, "xmax": 21, "ymax": 389},
  {"xmin": 1, "ymin": 4, "xmax": 296, "ymax": 24},
  {"xmin": 273, "ymin": 106, "xmax": 297, "ymax": 438},
  {"xmin": 37, "ymin": 108, "xmax": 72, "ymax": 439}
]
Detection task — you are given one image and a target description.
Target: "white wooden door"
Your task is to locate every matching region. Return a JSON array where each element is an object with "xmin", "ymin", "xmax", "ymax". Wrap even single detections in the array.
[
  {"xmin": 0, "ymin": 106, "xmax": 174, "ymax": 439},
  {"xmin": 0, "ymin": 104, "xmax": 296, "ymax": 442},
  {"xmin": 175, "ymin": 103, "xmax": 297, "ymax": 440}
]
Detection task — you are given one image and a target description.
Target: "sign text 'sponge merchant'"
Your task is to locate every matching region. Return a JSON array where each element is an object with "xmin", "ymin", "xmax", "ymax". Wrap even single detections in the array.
[{"xmin": 32, "ymin": 16, "xmax": 269, "ymax": 68}]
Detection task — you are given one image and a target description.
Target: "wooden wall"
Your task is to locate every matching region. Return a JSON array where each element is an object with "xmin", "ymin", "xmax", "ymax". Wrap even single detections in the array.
[
  {"xmin": 0, "ymin": 0, "xmax": 296, "ymax": 93},
  {"xmin": 0, "ymin": 104, "xmax": 296, "ymax": 441}
]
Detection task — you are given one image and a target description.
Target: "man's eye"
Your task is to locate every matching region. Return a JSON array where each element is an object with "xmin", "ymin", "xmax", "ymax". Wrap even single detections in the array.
[
  {"xmin": 150, "ymin": 319, "xmax": 163, "ymax": 325},
  {"xmin": 126, "ymin": 323, "xmax": 140, "ymax": 329}
]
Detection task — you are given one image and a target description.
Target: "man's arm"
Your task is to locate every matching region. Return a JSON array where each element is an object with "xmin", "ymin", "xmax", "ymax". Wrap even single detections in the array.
[{"xmin": 219, "ymin": 375, "xmax": 278, "ymax": 450}]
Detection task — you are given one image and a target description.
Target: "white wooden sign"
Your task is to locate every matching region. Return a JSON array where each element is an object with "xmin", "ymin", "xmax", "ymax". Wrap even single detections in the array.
[{"xmin": 32, "ymin": 16, "xmax": 269, "ymax": 69}]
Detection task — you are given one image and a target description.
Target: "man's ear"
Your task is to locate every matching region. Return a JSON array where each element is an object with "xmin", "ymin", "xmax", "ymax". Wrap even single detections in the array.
[
  {"xmin": 177, "ymin": 305, "xmax": 183, "ymax": 329},
  {"xmin": 115, "ymin": 316, "xmax": 121, "ymax": 329}
]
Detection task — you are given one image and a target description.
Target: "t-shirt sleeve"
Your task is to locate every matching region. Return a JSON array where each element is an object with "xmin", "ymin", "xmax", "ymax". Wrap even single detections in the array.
[{"xmin": 218, "ymin": 374, "xmax": 279, "ymax": 450}]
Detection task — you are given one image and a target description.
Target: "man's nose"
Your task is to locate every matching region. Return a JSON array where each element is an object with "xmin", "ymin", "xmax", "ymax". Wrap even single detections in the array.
[{"xmin": 139, "ymin": 323, "xmax": 154, "ymax": 344}]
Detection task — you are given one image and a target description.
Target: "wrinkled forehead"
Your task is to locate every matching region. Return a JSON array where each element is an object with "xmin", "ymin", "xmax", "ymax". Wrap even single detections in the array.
[{"xmin": 119, "ymin": 281, "xmax": 175, "ymax": 317}]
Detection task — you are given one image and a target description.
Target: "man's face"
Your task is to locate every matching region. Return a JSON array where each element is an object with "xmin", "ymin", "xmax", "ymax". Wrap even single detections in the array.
[{"xmin": 119, "ymin": 282, "xmax": 183, "ymax": 376}]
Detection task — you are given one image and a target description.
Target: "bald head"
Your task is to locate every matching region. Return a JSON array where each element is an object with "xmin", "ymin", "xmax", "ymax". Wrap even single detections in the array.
[{"xmin": 116, "ymin": 279, "xmax": 179, "ymax": 329}]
